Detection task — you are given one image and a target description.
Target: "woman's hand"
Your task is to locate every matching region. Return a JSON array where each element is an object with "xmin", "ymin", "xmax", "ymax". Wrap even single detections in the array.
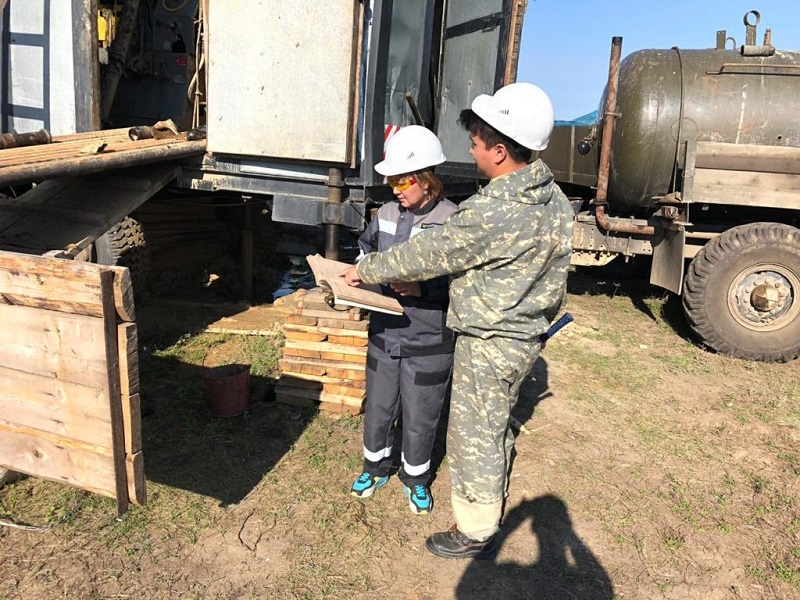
[{"xmin": 389, "ymin": 281, "xmax": 421, "ymax": 297}]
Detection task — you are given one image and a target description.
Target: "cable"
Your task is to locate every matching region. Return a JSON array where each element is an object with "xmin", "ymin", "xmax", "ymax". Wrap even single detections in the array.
[{"xmin": 162, "ymin": 0, "xmax": 189, "ymax": 13}]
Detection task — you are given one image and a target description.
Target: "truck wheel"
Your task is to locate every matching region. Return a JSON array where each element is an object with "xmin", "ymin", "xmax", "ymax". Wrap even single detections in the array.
[
  {"xmin": 682, "ymin": 222, "xmax": 800, "ymax": 362},
  {"xmin": 95, "ymin": 216, "xmax": 151, "ymax": 293}
]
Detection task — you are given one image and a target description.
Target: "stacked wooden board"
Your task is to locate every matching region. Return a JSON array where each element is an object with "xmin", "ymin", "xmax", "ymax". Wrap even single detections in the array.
[
  {"xmin": 0, "ymin": 250, "xmax": 144, "ymax": 516},
  {"xmin": 277, "ymin": 288, "xmax": 368, "ymax": 415}
]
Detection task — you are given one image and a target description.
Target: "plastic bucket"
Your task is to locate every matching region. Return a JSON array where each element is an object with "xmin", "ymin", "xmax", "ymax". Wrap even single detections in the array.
[{"xmin": 202, "ymin": 363, "xmax": 251, "ymax": 417}]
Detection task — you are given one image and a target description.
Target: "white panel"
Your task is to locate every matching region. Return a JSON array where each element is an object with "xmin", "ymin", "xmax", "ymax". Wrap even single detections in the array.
[
  {"xmin": 9, "ymin": 45, "xmax": 44, "ymax": 108},
  {"xmin": 49, "ymin": 1, "xmax": 76, "ymax": 134},
  {"xmin": 10, "ymin": 0, "xmax": 44, "ymax": 34},
  {"xmin": 207, "ymin": 0, "xmax": 358, "ymax": 162},
  {"xmin": 10, "ymin": 116, "xmax": 43, "ymax": 132}
]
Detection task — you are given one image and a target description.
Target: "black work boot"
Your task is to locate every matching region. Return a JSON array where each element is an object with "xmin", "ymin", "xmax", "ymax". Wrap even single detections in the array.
[{"xmin": 425, "ymin": 524, "xmax": 498, "ymax": 559}]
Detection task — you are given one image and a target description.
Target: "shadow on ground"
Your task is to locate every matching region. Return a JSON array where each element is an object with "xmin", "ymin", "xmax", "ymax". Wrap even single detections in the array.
[
  {"xmin": 457, "ymin": 494, "xmax": 615, "ymax": 600},
  {"xmin": 133, "ymin": 298, "xmax": 311, "ymax": 507}
]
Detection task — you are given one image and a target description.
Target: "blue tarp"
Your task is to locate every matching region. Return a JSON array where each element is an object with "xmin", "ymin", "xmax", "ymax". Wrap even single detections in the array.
[{"xmin": 555, "ymin": 110, "xmax": 598, "ymax": 127}]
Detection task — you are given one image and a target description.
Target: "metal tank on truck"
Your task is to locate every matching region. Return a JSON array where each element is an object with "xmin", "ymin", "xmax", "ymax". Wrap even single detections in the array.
[{"xmin": 544, "ymin": 10, "xmax": 800, "ymax": 362}]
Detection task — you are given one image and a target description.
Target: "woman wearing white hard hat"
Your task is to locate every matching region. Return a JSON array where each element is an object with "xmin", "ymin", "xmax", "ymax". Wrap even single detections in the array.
[
  {"xmin": 345, "ymin": 83, "xmax": 574, "ymax": 558},
  {"xmin": 349, "ymin": 125, "xmax": 458, "ymax": 516}
]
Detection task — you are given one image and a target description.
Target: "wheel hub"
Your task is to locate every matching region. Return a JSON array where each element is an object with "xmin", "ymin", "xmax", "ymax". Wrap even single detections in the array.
[
  {"xmin": 730, "ymin": 267, "xmax": 798, "ymax": 331},
  {"xmin": 750, "ymin": 283, "xmax": 784, "ymax": 312}
]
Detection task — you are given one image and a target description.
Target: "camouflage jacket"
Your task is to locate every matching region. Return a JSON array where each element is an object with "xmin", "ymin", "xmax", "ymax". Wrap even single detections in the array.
[{"xmin": 356, "ymin": 159, "xmax": 574, "ymax": 341}]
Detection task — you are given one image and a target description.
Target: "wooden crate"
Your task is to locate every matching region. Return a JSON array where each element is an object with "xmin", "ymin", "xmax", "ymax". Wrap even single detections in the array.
[{"xmin": 0, "ymin": 251, "xmax": 144, "ymax": 515}]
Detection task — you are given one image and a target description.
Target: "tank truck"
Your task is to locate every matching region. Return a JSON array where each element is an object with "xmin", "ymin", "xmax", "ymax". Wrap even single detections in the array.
[{"xmin": 543, "ymin": 10, "xmax": 800, "ymax": 362}]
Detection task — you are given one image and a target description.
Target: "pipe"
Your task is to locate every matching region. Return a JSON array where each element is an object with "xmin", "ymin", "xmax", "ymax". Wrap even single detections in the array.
[
  {"xmin": 0, "ymin": 139, "xmax": 206, "ymax": 187},
  {"xmin": 325, "ymin": 167, "xmax": 343, "ymax": 261},
  {"xmin": 595, "ymin": 37, "xmax": 621, "ymax": 206},
  {"xmin": 0, "ymin": 129, "xmax": 52, "ymax": 150},
  {"xmin": 241, "ymin": 197, "xmax": 254, "ymax": 303},
  {"xmin": 594, "ymin": 36, "xmax": 656, "ymax": 236},
  {"xmin": 100, "ymin": 0, "xmax": 142, "ymax": 125},
  {"xmin": 595, "ymin": 205, "xmax": 655, "ymax": 235}
]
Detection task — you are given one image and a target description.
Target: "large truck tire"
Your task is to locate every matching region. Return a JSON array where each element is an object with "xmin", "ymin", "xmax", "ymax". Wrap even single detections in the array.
[
  {"xmin": 682, "ymin": 223, "xmax": 800, "ymax": 362},
  {"xmin": 95, "ymin": 216, "xmax": 151, "ymax": 294}
]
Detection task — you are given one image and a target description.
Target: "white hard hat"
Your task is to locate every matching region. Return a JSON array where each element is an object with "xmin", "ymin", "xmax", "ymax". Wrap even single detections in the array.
[
  {"xmin": 375, "ymin": 125, "xmax": 447, "ymax": 176},
  {"xmin": 471, "ymin": 83, "xmax": 554, "ymax": 151}
]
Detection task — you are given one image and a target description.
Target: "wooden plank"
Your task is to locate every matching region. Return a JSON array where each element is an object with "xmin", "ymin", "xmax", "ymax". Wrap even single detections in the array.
[
  {"xmin": 319, "ymin": 351, "xmax": 367, "ymax": 364},
  {"xmin": 0, "ymin": 138, "xmax": 205, "ymax": 188},
  {"xmin": 322, "ymin": 383, "xmax": 366, "ymax": 399},
  {"xmin": 282, "ymin": 346, "xmax": 321, "ymax": 360},
  {"xmin": 695, "ymin": 141, "xmax": 800, "ymax": 175},
  {"xmin": 285, "ymin": 315, "xmax": 318, "ymax": 326},
  {"xmin": 283, "ymin": 322, "xmax": 368, "ymax": 338},
  {"xmin": 275, "ymin": 393, "xmax": 362, "ymax": 416},
  {"xmin": 121, "ymin": 394, "xmax": 142, "ymax": 455},
  {"xmin": 0, "ymin": 303, "xmax": 109, "ymax": 387},
  {"xmin": 691, "ymin": 168, "xmax": 800, "ymax": 209},
  {"xmin": 277, "ymin": 370, "xmax": 366, "ymax": 388},
  {"xmin": 111, "ymin": 266, "xmax": 136, "ymax": 322},
  {"xmin": 278, "ymin": 357, "xmax": 366, "ymax": 381},
  {"xmin": 283, "ymin": 330, "xmax": 328, "ymax": 342},
  {"xmin": 298, "ymin": 300, "xmax": 337, "ymax": 312},
  {"xmin": 284, "ymin": 339, "xmax": 368, "ymax": 358},
  {"xmin": 118, "ymin": 323, "xmax": 140, "ymax": 398},
  {"xmin": 126, "ymin": 452, "xmax": 146, "ymax": 506},
  {"xmin": 99, "ymin": 270, "xmax": 128, "ymax": 516},
  {"xmin": 327, "ymin": 334, "xmax": 368, "ymax": 347},
  {"xmin": 0, "ymin": 424, "xmax": 116, "ymax": 499},
  {"xmin": 277, "ymin": 376, "xmax": 322, "ymax": 390},
  {"xmin": 118, "ymin": 320, "xmax": 141, "ymax": 457},
  {"xmin": 274, "ymin": 384, "xmax": 365, "ymax": 407},
  {"xmin": 0, "ymin": 250, "xmax": 106, "ymax": 317},
  {"xmin": 298, "ymin": 308, "xmax": 365, "ymax": 321},
  {"xmin": 0, "ymin": 366, "xmax": 112, "ymax": 448},
  {"xmin": 316, "ymin": 317, "xmax": 370, "ymax": 331}
]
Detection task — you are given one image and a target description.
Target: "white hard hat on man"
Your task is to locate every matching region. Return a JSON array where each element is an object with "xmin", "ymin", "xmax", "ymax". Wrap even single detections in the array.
[{"xmin": 471, "ymin": 82, "xmax": 554, "ymax": 151}]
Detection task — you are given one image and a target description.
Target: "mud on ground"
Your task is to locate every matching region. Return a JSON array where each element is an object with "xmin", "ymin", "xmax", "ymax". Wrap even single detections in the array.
[{"xmin": 1, "ymin": 272, "xmax": 798, "ymax": 600}]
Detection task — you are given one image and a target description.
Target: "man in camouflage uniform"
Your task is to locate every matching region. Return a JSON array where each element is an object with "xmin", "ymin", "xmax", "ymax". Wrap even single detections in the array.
[{"xmin": 345, "ymin": 83, "xmax": 574, "ymax": 559}]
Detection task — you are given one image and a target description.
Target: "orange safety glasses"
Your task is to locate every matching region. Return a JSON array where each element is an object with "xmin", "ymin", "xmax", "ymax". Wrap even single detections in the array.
[{"xmin": 386, "ymin": 175, "xmax": 417, "ymax": 192}]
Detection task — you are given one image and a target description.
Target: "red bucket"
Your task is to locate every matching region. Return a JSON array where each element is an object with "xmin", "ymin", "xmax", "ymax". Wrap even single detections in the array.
[{"xmin": 202, "ymin": 363, "xmax": 251, "ymax": 417}]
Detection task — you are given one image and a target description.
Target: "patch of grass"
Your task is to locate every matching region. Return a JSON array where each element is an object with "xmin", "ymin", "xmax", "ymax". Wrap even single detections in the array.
[
  {"xmin": 773, "ymin": 561, "xmax": 799, "ymax": 585},
  {"xmin": 747, "ymin": 564, "xmax": 770, "ymax": 583},
  {"xmin": 657, "ymin": 578, "xmax": 675, "ymax": 592},
  {"xmin": 662, "ymin": 529, "xmax": 685, "ymax": 551},
  {"xmin": 241, "ymin": 334, "xmax": 284, "ymax": 378},
  {"xmin": 716, "ymin": 521, "xmax": 733, "ymax": 534}
]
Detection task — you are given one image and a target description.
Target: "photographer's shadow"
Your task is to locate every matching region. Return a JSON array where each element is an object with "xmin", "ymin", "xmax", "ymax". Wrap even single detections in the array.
[{"xmin": 456, "ymin": 495, "xmax": 615, "ymax": 600}]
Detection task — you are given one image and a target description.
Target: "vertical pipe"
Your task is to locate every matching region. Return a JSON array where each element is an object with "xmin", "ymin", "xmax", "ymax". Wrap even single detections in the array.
[
  {"xmin": 325, "ymin": 167, "xmax": 342, "ymax": 261},
  {"xmin": 241, "ymin": 197, "xmax": 254, "ymax": 303},
  {"xmin": 593, "ymin": 35, "xmax": 654, "ymax": 235},
  {"xmin": 100, "ymin": 0, "xmax": 142, "ymax": 125},
  {"xmin": 595, "ymin": 36, "xmax": 622, "ymax": 206}
]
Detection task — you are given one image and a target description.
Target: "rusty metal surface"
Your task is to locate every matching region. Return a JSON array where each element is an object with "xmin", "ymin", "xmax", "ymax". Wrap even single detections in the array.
[
  {"xmin": 596, "ymin": 36, "xmax": 622, "ymax": 206},
  {"xmin": 0, "ymin": 128, "xmax": 205, "ymax": 187}
]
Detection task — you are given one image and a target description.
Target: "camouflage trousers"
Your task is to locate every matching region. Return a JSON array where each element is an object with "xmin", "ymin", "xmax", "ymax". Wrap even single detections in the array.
[{"xmin": 448, "ymin": 334, "xmax": 540, "ymax": 540}]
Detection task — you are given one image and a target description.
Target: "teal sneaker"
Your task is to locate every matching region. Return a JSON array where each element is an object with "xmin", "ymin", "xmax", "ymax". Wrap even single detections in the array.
[
  {"xmin": 404, "ymin": 485, "xmax": 433, "ymax": 515},
  {"xmin": 350, "ymin": 472, "xmax": 389, "ymax": 498}
]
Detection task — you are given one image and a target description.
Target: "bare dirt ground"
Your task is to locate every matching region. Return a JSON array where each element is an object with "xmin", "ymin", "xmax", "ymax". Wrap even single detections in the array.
[{"xmin": 1, "ymin": 271, "xmax": 798, "ymax": 600}]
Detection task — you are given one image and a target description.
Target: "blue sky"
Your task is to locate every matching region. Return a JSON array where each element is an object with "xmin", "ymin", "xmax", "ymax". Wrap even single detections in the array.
[{"xmin": 518, "ymin": 0, "xmax": 800, "ymax": 120}]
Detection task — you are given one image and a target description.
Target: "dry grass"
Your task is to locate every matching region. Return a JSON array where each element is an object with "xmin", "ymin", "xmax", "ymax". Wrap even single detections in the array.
[{"xmin": 1, "ymin": 272, "xmax": 798, "ymax": 599}]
